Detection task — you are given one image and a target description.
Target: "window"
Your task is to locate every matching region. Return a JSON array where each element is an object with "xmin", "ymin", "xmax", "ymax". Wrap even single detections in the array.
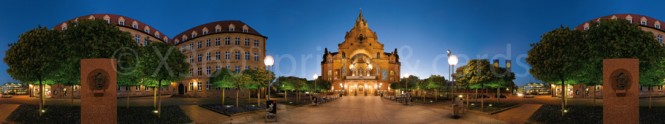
[
  {"xmin": 61, "ymin": 26, "xmax": 67, "ymax": 30},
  {"xmin": 627, "ymin": 19, "xmax": 632, "ymax": 24},
  {"xmin": 203, "ymin": 30, "xmax": 208, "ymax": 35},
  {"xmin": 229, "ymin": 27, "xmax": 235, "ymax": 32},
  {"xmin": 235, "ymin": 37, "xmax": 240, "ymax": 45},
  {"xmin": 189, "ymin": 56, "xmax": 193, "ymax": 62},
  {"xmin": 659, "ymin": 35, "xmax": 663, "ymax": 45},
  {"xmin": 144, "ymin": 28, "xmax": 150, "ymax": 33},
  {"xmin": 198, "ymin": 54, "xmax": 202, "ymax": 62},
  {"xmin": 225, "ymin": 51, "xmax": 230, "ymax": 60},
  {"xmin": 197, "ymin": 41, "xmax": 202, "ymax": 48},
  {"xmin": 584, "ymin": 26, "xmax": 589, "ymax": 30},
  {"xmin": 376, "ymin": 52, "xmax": 380, "ymax": 59},
  {"xmin": 254, "ymin": 53, "xmax": 259, "ymax": 61},
  {"xmin": 134, "ymin": 34, "xmax": 140, "ymax": 44},
  {"xmin": 225, "ymin": 37, "xmax": 231, "ymax": 45},
  {"xmin": 657, "ymin": 24, "xmax": 661, "ymax": 29},
  {"xmin": 235, "ymin": 51, "xmax": 241, "ymax": 60},
  {"xmin": 181, "ymin": 46, "xmax": 186, "ymax": 52},
  {"xmin": 641, "ymin": 21, "xmax": 647, "ymax": 25},
  {"xmin": 245, "ymin": 66, "xmax": 250, "ymax": 70},
  {"xmin": 245, "ymin": 38, "xmax": 250, "ymax": 46},
  {"xmin": 189, "ymin": 68, "xmax": 193, "ymax": 76},
  {"xmin": 189, "ymin": 43, "xmax": 193, "ymax": 50},
  {"xmin": 206, "ymin": 39, "xmax": 211, "ymax": 47},
  {"xmin": 206, "ymin": 66, "xmax": 211, "ymax": 75},
  {"xmin": 132, "ymin": 24, "xmax": 138, "ymax": 29},
  {"xmin": 156, "ymin": 34, "xmax": 160, "ymax": 38},
  {"xmin": 183, "ymin": 37, "xmax": 188, "ymax": 41},
  {"xmin": 206, "ymin": 52, "xmax": 211, "ymax": 61},
  {"xmin": 216, "ymin": 52, "xmax": 221, "ymax": 60},
  {"xmin": 197, "ymin": 82, "xmax": 202, "ymax": 91},
  {"xmin": 197, "ymin": 67, "xmax": 202, "ymax": 76},
  {"xmin": 254, "ymin": 40, "xmax": 259, "ymax": 47},
  {"xmin": 216, "ymin": 66, "xmax": 221, "ymax": 71},
  {"xmin": 119, "ymin": 21, "xmax": 125, "ymax": 25},
  {"xmin": 215, "ymin": 38, "xmax": 221, "ymax": 46},
  {"xmin": 235, "ymin": 66, "xmax": 240, "ymax": 73},
  {"xmin": 226, "ymin": 65, "xmax": 230, "ymax": 70},
  {"xmin": 206, "ymin": 81, "xmax": 211, "ymax": 90},
  {"xmin": 135, "ymin": 85, "xmax": 139, "ymax": 91},
  {"xmin": 245, "ymin": 52, "xmax": 250, "ymax": 60},
  {"xmin": 189, "ymin": 82, "xmax": 193, "ymax": 91},
  {"xmin": 144, "ymin": 39, "xmax": 149, "ymax": 46},
  {"xmin": 192, "ymin": 34, "xmax": 197, "ymax": 38},
  {"xmin": 215, "ymin": 28, "xmax": 221, "ymax": 33},
  {"xmin": 243, "ymin": 28, "xmax": 248, "ymax": 33}
]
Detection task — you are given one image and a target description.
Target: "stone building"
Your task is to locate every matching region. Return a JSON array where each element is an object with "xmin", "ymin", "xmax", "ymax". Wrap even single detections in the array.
[{"xmin": 321, "ymin": 11, "xmax": 400, "ymax": 96}]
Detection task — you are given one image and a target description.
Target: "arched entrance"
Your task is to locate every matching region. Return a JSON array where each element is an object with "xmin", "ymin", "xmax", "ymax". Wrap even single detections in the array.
[{"xmin": 178, "ymin": 83, "xmax": 185, "ymax": 95}]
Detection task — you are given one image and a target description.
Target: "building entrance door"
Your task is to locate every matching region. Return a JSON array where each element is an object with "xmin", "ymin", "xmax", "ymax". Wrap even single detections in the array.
[{"xmin": 178, "ymin": 83, "xmax": 185, "ymax": 95}]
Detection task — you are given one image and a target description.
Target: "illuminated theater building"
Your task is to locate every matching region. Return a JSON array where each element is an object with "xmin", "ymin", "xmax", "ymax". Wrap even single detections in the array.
[
  {"xmin": 549, "ymin": 14, "xmax": 665, "ymax": 99},
  {"xmin": 29, "ymin": 14, "xmax": 266, "ymax": 98},
  {"xmin": 322, "ymin": 11, "xmax": 401, "ymax": 96}
]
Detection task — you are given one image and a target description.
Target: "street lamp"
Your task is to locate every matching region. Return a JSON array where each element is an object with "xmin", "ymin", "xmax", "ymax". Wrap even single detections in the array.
[
  {"xmin": 447, "ymin": 49, "xmax": 459, "ymax": 117},
  {"xmin": 264, "ymin": 55, "xmax": 274, "ymax": 101},
  {"xmin": 312, "ymin": 74, "xmax": 318, "ymax": 94}
]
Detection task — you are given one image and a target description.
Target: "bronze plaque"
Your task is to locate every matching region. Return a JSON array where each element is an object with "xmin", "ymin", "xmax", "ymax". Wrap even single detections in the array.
[{"xmin": 609, "ymin": 69, "xmax": 631, "ymax": 97}]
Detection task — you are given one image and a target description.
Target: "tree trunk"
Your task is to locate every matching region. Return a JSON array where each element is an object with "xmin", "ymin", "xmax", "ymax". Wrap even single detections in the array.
[
  {"xmin": 650, "ymin": 86, "xmax": 653, "ymax": 109},
  {"xmin": 158, "ymin": 80, "xmax": 162, "ymax": 118},
  {"xmin": 257, "ymin": 87, "xmax": 261, "ymax": 107},
  {"xmin": 248, "ymin": 89, "xmax": 251, "ymax": 104},
  {"xmin": 221, "ymin": 88, "xmax": 225, "ymax": 105},
  {"xmin": 71, "ymin": 85, "xmax": 75, "ymax": 105},
  {"xmin": 236, "ymin": 89, "xmax": 240, "ymax": 108},
  {"xmin": 153, "ymin": 87, "xmax": 157, "ymax": 109},
  {"xmin": 39, "ymin": 79, "xmax": 44, "ymax": 116},
  {"xmin": 497, "ymin": 88, "xmax": 500, "ymax": 102},
  {"xmin": 435, "ymin": 90, "xmax": 438, "ymax": 101},
  {"xmin": 593, "ymin": 85, "xmax": 597, "ymax": 106},
  {"xmin": 284, "ymin": 90, "xmax": 288, "ymax": 102},
  {"xmin": 126, "ymin": 86, "xmax": 130, "ymax": 109},
  {"xmin": 561, "ymin": 79, "xmax": 566, "ymax": 116}
]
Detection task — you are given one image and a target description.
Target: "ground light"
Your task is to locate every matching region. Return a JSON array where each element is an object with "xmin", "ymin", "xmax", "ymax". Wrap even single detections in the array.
[
  {"xmin": 40, "ymin": 109, "xmax": 46, "ymax": 113},
  {"xmin": 153, "ymin": 110, "xmax": 159, "ymax": 114},
  {"xmin": 489, "ymin": 104, "xmax": 493, "ymax": 107}
]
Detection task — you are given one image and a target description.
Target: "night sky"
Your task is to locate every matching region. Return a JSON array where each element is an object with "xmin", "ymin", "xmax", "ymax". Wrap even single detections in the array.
[{"xmin": 0, "ymin": 0, "xmax": 663, "ymax": 86}]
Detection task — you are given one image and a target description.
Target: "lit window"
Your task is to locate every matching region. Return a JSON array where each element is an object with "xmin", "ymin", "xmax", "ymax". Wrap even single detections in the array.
[
  {"xmin": 197, "ymin": 82, "xmax": 202, "ymax": 91},
  {"xmin": 189, "ymin": 83, "xmax": 193, "ymax": 91}
]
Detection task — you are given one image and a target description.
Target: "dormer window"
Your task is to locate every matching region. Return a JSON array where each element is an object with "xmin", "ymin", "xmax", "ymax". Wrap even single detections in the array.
[
  {"xmin": 105, "ymin": 19, "xmax": 110, "ymax": 24},
  {"xmin": 192, "ymin": 34, "xmax": 197, "ymax": 38},
  {"xmin": 144, "ymin": 28, "xmax": 150, "ymax": 33},
  {"xmin": 584, "ymin": 26, "xmax": 589, "ymax": 30},
  {"xmin": 657, "ymin": 24, "xmax": 661, "ymax": 29},
  {"xmin": 243, "ymin": 28, "xmax": 248, "ymax": 33},
  {"xmin": 215, "ymin": 28, "xmax": 221, "ymax": 33},
  {"xmin": 641, "ymin": 21, "xmax": 647, "ymax": 25},
  {"xmin": 229, "ymin": 24, "xmax": 235, "ymax": 32},
  {"xmin": 229, "ymin": 27, "xmax": 235, "ymax": 32},
  {"xmin": 155, "ymin": 34, "xmax": 160, "ymax": 38},
  {"xmin": 132, "ymin": 24, "xmax": 138, "ymax": 29},
  {"xmin": 119, "ymin": 21, "xmax": 124, "ymax": 25},
  {"xmin": 203, "ymin": 30, "xmax": 208, "ymax": 35}
]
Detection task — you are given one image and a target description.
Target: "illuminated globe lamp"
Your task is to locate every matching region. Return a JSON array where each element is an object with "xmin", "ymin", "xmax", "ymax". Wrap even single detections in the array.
[{"xmin": 264, "ymin": 55, "xmax": 274, "ymax": 101}]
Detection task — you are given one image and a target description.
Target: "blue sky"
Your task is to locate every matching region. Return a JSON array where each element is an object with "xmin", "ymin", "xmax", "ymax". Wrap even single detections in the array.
[{"xmin": 0, "ymin": 0, "xmax": 663, "ymax": 86}]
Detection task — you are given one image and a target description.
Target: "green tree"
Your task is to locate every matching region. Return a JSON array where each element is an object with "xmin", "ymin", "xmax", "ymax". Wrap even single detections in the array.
[
  {"xmin": 527, "ymin": 26, "xmax": 584, "ymax": 115},
  {"xmin": 211, "ymin": 68, "xmax": 234, "ymax": 105},
  {"xmin": 140, "ymin": 43, "xmax": 189, "ymax": 117},
  {"xmin": 243, "ymin": 69, "xmax": 275, "ymax": 106},
  {"xmin": 455, "ymin": 59, "xmax": 496, "ymax": 109},
  {"xmin": 277, "ymin": 76, "xmax": 296, "ymax": 102},
  {"xmin": 5, "ymin": 27, "xmax": 61, "ymax": 116},
  {"xmin": 425, "ymin": 75, "xmax": 445, "ymax": 101},
  {"xmin": 231, "ymin": 73, "xmax": 250, "ymax": 108}
]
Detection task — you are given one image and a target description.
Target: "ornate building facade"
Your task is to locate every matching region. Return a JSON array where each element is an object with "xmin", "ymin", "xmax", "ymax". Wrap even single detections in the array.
[{"xmin": 322, "ymin": 11, "xmax": 400, "ymax": 96}]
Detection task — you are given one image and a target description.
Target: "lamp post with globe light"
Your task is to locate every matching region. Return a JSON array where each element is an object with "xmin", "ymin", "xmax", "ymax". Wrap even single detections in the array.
[
  {"xmin": 264, "ymin": 55, "xmax": 274, "ymax": 100},
  {"xmin": 447, "ymin": 49, "xmax": 459, "ymax": 117}
]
